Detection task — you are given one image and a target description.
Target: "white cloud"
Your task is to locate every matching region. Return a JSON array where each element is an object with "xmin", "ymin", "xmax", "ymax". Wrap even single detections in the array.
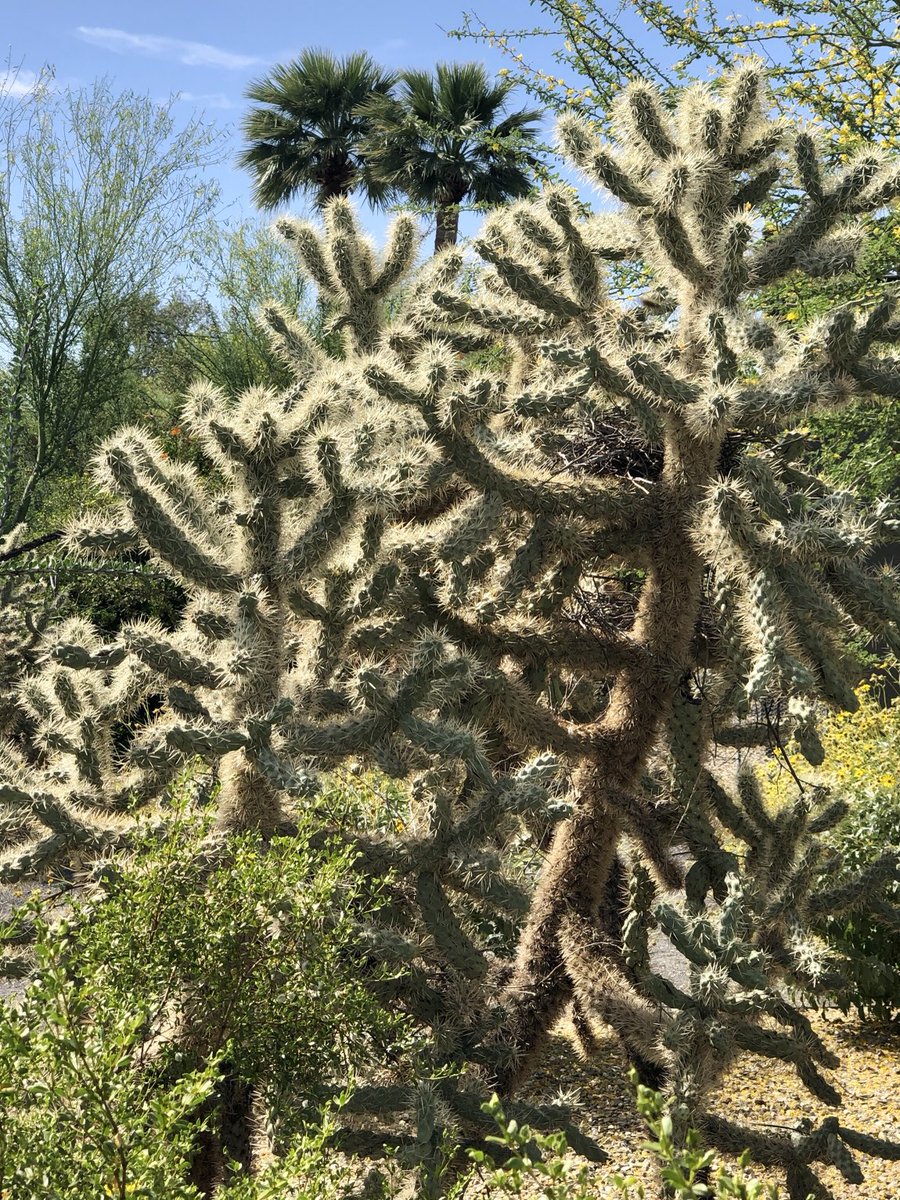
[
  {"xmin": 173, "ymin": 90, "xmax": 236, "ymax": 110},
  {"xmin": 0, "ymin": 68, "xmax": 44, "ymax": 97},
  {"xmin": 76, "ymin": 27, "xmax": 261, "ymax": 70}
]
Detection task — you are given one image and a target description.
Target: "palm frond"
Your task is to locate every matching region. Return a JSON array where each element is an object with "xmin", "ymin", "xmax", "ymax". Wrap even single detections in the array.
[
  {"xmin": 238, "ymin": 48, "xmax": 398, "ymax": 211},
  {"xmin": 359, "ymin": 61, "xmax": 544, "ymax": 237}
]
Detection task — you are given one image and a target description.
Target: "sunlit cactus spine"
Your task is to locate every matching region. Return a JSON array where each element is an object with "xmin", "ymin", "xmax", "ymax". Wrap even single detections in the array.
[
  {"xmin": 0, "ymin": 202, "xmax": 589, "ymax": 1182},
  {"xmin": 562, "ymin": 770, "xmax": 899, "ymax": 1187},
  {"xmin": 452, "ymin": 65, "xmax": 900, "ymax": 1194},
  {"xmin": 0, "ymin": 528, "xmax": 59, "ymax": 750},
  {"xmin": 0, "ymin": 207, "xmax": 432, "ymax": 858}
]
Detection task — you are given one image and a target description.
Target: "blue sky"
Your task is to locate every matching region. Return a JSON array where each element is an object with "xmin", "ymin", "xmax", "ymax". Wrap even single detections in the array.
[
  {"xmin": 1, "ymin": 3, "xmax": 801, "ymax": 248},
  {"xmin": 2, "ymin": 1, "xmax": 579, "ymax": 239}
]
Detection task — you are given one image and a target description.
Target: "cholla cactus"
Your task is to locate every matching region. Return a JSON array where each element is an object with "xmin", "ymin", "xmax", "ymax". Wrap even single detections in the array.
[
  {"xmin": 562, "ymin": 771, "xmax": 900, "ymax": 1189},
  {"xmin": 0, "ymin": 530, "xmax": 61, "ymax": 742},
  {"xmin": 2, "ymin": 64, "xmax": 900, "ymax": 1195},
  {"xmin": 0, "ymin": 530, "xmax": 62, "ymax": 866},
  {"xmin": 0, "ymin": 207, "xmax": 590, "ymax": 1177}
]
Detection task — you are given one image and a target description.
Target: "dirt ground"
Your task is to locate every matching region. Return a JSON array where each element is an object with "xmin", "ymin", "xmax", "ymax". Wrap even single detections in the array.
[{"xmin": 513, "ymin": 1013, "xmax": 900, "ymax": 1199}]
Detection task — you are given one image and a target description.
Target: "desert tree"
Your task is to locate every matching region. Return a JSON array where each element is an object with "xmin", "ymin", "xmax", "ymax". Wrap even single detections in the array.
[
  {"xmin": 0, "ymin": 73, "xmax": 223, "ymax": 533},
  {"xmin": 454, "ymin": 1, "xmax": 900, "ymax": 148}
]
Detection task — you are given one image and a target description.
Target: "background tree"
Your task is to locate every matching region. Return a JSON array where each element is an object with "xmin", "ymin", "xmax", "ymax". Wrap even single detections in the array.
[
  {"xmin": 0, "ymin": 74, "xmax": 224, "ymax": 534},
  {"xmin": 118, "ymin": 292, "xmax": 213, "ymax": 405},
  {"xmin": 454, "ymin": 1, "xmax": 900, "ymax": 146},
  {"xmin": 0, "ymin": 223, "xmax": 322, "ymax": 653},
  {"xmin": 238, "ymin": 49, "xmax": 397, "ymax": 212},
  {"xmin": 182, "ymin": 219, "xmax": 317, "ymax": 398},
  {"xmin": 360, "ymin": 62, "xmax": 543, "ymax": 251}
]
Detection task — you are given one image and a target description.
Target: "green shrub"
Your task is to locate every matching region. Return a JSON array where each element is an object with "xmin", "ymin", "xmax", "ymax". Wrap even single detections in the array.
[
  {"xmin": 0, "ymin": 789, "xmax": 406, "ymax": 1192},
  {"xmin": 217, "ymin": 1120, "xmax": 362, "ymax": 1200},
  {"xmin": 88, "ymin": 805, "xmax": 403, "ymax": 1127},
  {"xmin": 466, "ymin": 1094, "xmax": 594, "ymax": 1200},
  {"xmin": 57, "ymin": 562, "xmax": 187, "ymax": 634},
  {"xmin": 806, "ymin": 400, "xmax": 900, "ymax": 509},
  {"xmin": 762, "ymin": 672, "xmax": 900, "ymax": 1020},
  {"xmin": 467, "ymin": 1082, "xmax": 789, "ymax": 1200},
  {"xmin": 0, "ymin": 921, "xmax": 217, "ymax": 1198},
  {"xmin": 818, "ymin": 781, "xmax": 900, "ymax": 1021},
  {"xmin": 19, "ymin": 468, "xmax": 187, "ymax": 634}
]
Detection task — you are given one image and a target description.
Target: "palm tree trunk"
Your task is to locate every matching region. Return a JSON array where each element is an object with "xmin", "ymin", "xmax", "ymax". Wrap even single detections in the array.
[{"xmin": 434, "ymin": 202, "xmax": 460, "ymax": 253}]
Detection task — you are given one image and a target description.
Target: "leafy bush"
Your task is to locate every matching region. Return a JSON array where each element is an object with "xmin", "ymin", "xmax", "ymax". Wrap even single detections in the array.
[
  {"xmin": 822, "ymin": 785, "xmax": 900, "ymax": 1020},
  {"xmin": 812, "ymin": 678, "xmax": 900, "ymax": 1020},
  {"xmin": 19, "ymin": 468, "xmax": 187, "ymax": 634},
  {"xmin": 806, "ymin": 401, "xmax": 900, "ymax": 509},
  {"xmin": 56, "ymin": 559, "xmax": 187, "ymax": 634},
  {"xmin": 762, "ymin": 672, "xmax": 900, "ymax": 1020},
  {"xmin": 0, "ymin": 789, "xmax": 405, "ymax": 1193},
  {"xmin": 0, "ymin": 950, "xmax": 364, "ymax": 1200},
  {"xmin": 217, "ymin": 1120, "xmax": 362, "ymax": 1200},
  {"xmin": 466, "ymin": 1094, "xmax": 594, "ymax": 1200},
  {"xmin": 466, "ymin": 1082, "xmax": 788, "ymax": 1200},
  {"xmin": 0, "ymin": 920, "xmax": 217, "ymax": 1198}
]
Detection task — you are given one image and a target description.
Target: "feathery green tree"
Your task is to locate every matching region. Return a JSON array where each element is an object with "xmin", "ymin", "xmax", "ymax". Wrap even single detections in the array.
[
  {"xmin": 454, "ymin": 1, "xmax": 900, "ymax": 149},
  {"xmin": 359, "ymin": 62, "xmax": 543, "ymax": 251},
  {"xmin": 0, "ymin": 76, "xmax": 223, "ymax": 534},
  {"xmin": 3, "ymin": 67, "xmax": 900, "ymax": 1197}
]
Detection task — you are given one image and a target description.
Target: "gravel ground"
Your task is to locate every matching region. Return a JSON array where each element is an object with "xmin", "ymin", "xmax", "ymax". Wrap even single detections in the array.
[
  {"xmin": 0, "ymin": 881, "xmax": 54, "ymax": 1000},
  {"xmin": 510, "ymin": 1014, "xmax": 900, "ymax": 1200}
]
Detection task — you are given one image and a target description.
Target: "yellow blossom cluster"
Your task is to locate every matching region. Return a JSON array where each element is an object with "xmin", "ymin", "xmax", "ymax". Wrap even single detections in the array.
[
  {"xmin": 466, "ymin": 3, "xmax": 900, "ymax": 147},
  {"xmin": 762, "ymin": 665, "xmax": 900, "ymax": 808}
]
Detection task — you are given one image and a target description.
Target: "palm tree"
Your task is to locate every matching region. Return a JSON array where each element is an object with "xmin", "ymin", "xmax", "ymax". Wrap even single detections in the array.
[
  {"xmin": 360, "ymin": 63, "xmax": 543, "ymax": 252},
  {"xmin": 238, "ymin": 49, "xmax": 397, "ymax": 211}
]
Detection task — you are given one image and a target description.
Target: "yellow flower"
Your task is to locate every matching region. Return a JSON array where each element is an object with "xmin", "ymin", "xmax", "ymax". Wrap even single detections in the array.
[{"xmin": 785, "ymin": 310, "xmax": 800, "ymax": 321}]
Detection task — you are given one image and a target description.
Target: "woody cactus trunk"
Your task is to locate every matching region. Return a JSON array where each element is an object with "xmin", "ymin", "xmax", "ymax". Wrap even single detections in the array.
[{"xmin": 2, "ymin": 65, "xmax": 900, "ymax": 1195}]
